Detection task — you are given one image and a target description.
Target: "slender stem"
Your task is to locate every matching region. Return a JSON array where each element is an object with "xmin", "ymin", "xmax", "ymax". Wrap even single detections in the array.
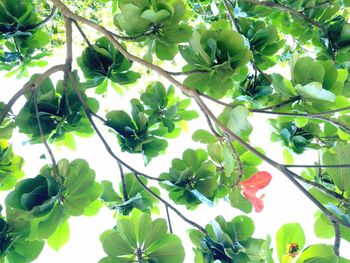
[
  {"xmin": 0, "ymin": 85, "xmax": 30, "ymax": 127},
  {"xmin": 291, "ymin": 173, "xmax": 347, "ymax": 203},
  {"xmin": 285, "ymin": 164, "xmax": 350, "ymax": 168},
  {"xmin": 108, "ymin": 27, "xmax": 157, "ymax": 41},
  {"xmin": 224, "ymin": 134, "xmax": 244, "ymax": 188},
  {"xmin": 199, "ymin": 93, "xmax": 350, "ymax": 134},
  {"xmin": 331, "ymin": 220, "xmax": 340, "ymax": 256},
  {"xmin": 118, "ymin": 163, "xmax": 128, "ymax": 201},
  {"xmin": 165, "ymin": 205, "xmax": 173, "ymax": 233},
  {"xmin": 258, "ymin": 96, "xmax": 302, "ymax": 111},
  {"xmin": 66, "ymin": 71, "xmax": 163, "ymax": 182},
  {"xmin": 165, "ymin": 69, "xmax": 209, "ymax": 76},
  {"xmin": 197, "ymin": 101, "xmax": 222, "ymax": 138},
  {"xmin": 251, "ymin": 109, "xmax": 350, "ymax": 134},
  {"xmin": 133, "ymin": 172, "xmax": 208, "ymax": 234},
  {"xmin": 33, "ymin": 89, "xmax": 60, "ymax": 180}
]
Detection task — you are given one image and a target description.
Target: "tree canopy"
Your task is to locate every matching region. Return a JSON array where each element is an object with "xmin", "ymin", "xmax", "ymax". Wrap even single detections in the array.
[{"xmin": 1, "ymin": 0, "xmax": 350, "ymax": 262}]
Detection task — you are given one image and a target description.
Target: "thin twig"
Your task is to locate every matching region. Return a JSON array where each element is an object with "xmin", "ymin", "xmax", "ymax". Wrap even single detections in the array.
[
  {"xmin": 258, "ymin": 96, "xmax": 302, "ymax": 110},
  {"xmin": 165, "ymin": 69, "xmax": 209, "ymax": 76},
  {"xmin": 33, "ymin": 88, "xmax": 60, "ymax": 180},
  {"xmin": 165, "ymin": 205, "xmax": 173, "ymax": 233},
  {"xmin": 330, "ymin": 220, "xmax": 340, "ymax": 256},
  {"xmin": 291, "ymin": 173, "xmax": 347, "ymax": 203},
  {"xmin": 133, "ymin": 172, "xmax": 208, "ymax": 234},
  {"xmin": 285, "ymin": 164, "xmax": 350, "ymax": 168},
  {"xmin": 197, "ymin": 101, "xmax": 222, "ymax": 138},
  {"xmin": 199, "ymin": 92, "xmax": 350, "ymax": 134},
  {"xmin": 224, "ymin": 133, "xmax": 244, "ymax": 188}
]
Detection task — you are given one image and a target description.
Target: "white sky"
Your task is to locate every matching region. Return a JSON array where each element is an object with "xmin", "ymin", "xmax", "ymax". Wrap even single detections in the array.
[{"xmin": 1, "ymin": 37, "xmax": 350, "ymax": 262}]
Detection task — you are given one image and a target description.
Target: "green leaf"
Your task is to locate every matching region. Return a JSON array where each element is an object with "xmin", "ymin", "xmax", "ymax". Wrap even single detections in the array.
[
  {"xmin": 295, "ymin": 82, "xmax": 336, "ymax": 102},
  {"xmin": 231, "ymin": 215, "xmax": 255, "ymax": 240},
  {"xmin": 314, "ymin": 211, "xmax": 334, "ymax": 239},
  {"xmin": 229, "ymin": 188, "xmax": 252, "ymax": 213},
  {"xmin": 293, "ymin": 57, "xmax": 325, "ymax": 85},
  {"xmin": 322, "ymin": 142, "xmax": 350, "ymax": 191},
  {"xmin": 296, "ymin": 244, "xmax": 337, "ymax": 263},
  {"xmin": 276, "ymin": 223, "xmax": 305, "ymax": 262},
  {"xmin": 192, "ymin": 130, "xmax": 218, "ymax": 144},
  {"xmin": 99, "ymin": 211, "xmax": 184, "ymax": 262},
  {"xmin": 219, "ymin": 106, "xmax": 252, "ymax": 137},
  {"xmin": 47, "ymin": 220, "xmax": 70, "ymax": 251},
  {"xmin": 271, "ymin": 73, "xmax": 297, "ymax": 98}
]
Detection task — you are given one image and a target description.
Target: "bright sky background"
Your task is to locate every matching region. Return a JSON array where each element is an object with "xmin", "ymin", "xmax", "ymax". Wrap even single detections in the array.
[{"xmin": 1, "ymin": 33, "xmax": 350, "ymax": 262}]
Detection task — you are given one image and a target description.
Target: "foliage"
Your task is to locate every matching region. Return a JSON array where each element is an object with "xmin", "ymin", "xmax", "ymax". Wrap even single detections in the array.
[
  {"xmin": 15, "ymin": 72, "xmax": 97, "ymax": 144},
  {"xmin": 189, "ymin": 215, "xmax": 270, "ymax": 262},
  {"xmin": 1, "ymin": 0, "xmax": 350, "ymax": 262},
  {"xmin": 99, "ymin": 209, "xmax": 185, "ymax": 263},
  {"xmin": 77, "ymin": 36, "xmax": 141, "ymax": 93}
]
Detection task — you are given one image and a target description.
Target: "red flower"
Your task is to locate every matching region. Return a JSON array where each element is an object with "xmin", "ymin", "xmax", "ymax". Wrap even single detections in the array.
[{"xmin": 239, "ymin": 171, "xmax": 272, "ymax": 212}]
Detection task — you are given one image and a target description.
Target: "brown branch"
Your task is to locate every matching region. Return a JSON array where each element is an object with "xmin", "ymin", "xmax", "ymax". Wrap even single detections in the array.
[
  {"xmin": 330, "ymin": 220, "xmax": 340, "ymax": 256},
  {"xmin": 165, "ymin": 205, "xmax": 173, "ymax": 233},
  {"xmin": 285, "ymin": 164, "xmax": 350, "ymax": 168}
]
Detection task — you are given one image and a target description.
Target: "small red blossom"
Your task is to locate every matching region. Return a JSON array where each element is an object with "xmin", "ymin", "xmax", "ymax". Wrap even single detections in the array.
[{"xmin": 239, "ymin": 171, "xmax": 272, "ymax": 212}]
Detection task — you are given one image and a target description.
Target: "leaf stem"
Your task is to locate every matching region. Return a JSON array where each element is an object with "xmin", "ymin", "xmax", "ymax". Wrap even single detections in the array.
[{"xmin": 165, "ymin": 205, "xmax": 173, "ymax": 233}]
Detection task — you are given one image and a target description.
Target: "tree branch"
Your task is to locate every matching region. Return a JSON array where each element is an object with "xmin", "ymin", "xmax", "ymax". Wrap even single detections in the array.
[
  {"xmin": 0, "ymin": 65, "xmax": 68, "ymax": 127},
  {"xmin": 199, "ymin": 93, "xmax": 350, "ymax": 134},
  {"xmin": 330, "ymin": 220, "xmax": 341, "ymax": 256},
  {"xmin": 285, "ymin": 164, "xmax": 350, "ymax": 168},
  {"xmin": 165, "ymin": 69, "xmax": 209, "ymax": 76},
  {"xmin": 165, "ymin": 205, "xmax": 173, "ymax": 233}
]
